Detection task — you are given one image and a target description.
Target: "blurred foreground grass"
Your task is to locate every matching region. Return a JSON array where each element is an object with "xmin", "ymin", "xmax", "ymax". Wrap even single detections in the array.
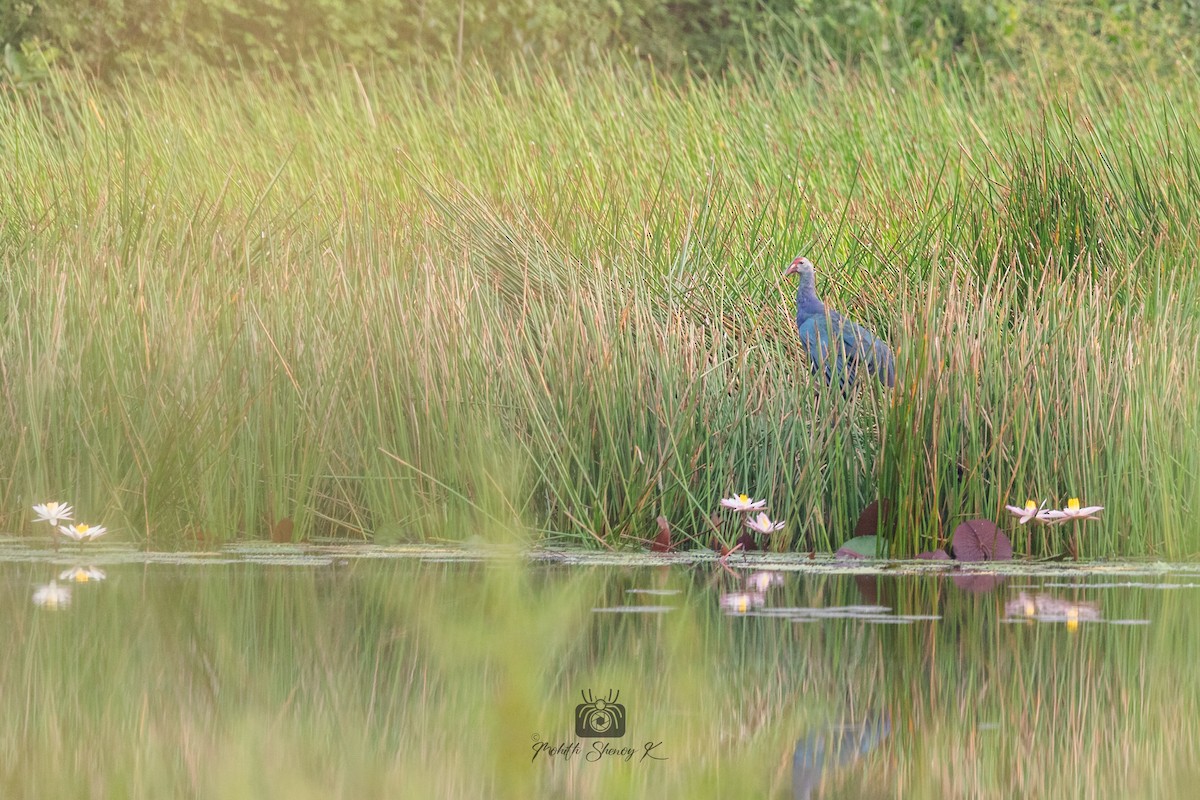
[{"xmin": 0, "ymin": 57, "xmax": 1197, "ymax": 554}]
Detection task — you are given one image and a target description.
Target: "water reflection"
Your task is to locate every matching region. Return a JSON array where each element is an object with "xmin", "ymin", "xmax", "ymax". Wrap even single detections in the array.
[
  {"xmin": 792, "ymin": 712, "xmax": 891, "ymax": 800},
  {"xmin": 32, "ymin": 564, "xmax": 108, "ymax": 609},
  {"xmin": 951, "ymin": 573, "xmax": 1007, "ymax": 593},
  {"xmin": 745, "ymin": 571, "xmax": 786, "ymax": 592},
  {"xmin": 32, "ymin": 579, "xmax": 71, "ymax": 608},
  {"xmin": 1005, "ymin": 591, "xmax": 1101, "ymax": 629},
  {"xmin": 591, "ymin": 604, "xmax": 675, "ymax": 614},
  {"xmin": 4, "ymin": 547, "xmax": 1193, "ymax": 797},
  {"xmin": 59, "ymin": 565, "xmax": 107, "ymax": 583},
  {"xmin": 719, "ymin": 569, "xmax": 786, "ymax": 614},
  {"xmin": 719, "ymin": 591, "xmax": 766, "ymax": 613}
]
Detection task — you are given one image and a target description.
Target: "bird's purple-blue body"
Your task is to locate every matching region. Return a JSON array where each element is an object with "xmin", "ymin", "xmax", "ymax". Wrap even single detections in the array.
[{"xmin": 784, "ymin": 256, "xmax": 895, "ymax": 390}]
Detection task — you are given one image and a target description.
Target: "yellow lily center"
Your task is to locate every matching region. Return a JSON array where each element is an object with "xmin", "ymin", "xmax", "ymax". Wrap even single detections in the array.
[
  {"xmin": 1024, "ymin": 500, "xmax": 1037, "ymax": 512},
  {"xmin": 47, "ymin": 503, "xmax": 60, "ymax": 512},
  {"xmin": 74, "ymin": 524, "xmax": 89, "ymax": 534},
  {"xmin": 738, "ymin": 494, "xmax": 749, "ymax": 503},
  {"xmin": 1067, "ymin": 498, "xmax": 1080, "ymax": 511}
]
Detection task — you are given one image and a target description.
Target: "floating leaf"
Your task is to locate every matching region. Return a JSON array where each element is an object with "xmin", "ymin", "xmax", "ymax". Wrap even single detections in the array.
[
  {"xmin": 951, "ymin": 519, "xmax": 1012, "ymax": 562},
  {"xmin": 916, "ymin": 549, "xmax": 950, "ymax": 560},
  {"xmin": 836, "ymin": 535, "xmax": 878, "ymax": 559}
]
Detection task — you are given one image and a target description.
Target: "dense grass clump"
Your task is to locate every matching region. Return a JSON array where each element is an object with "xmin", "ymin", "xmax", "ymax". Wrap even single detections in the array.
[{"xmin": 0, "ymin": 58, "xmax": 1197, "ymax": 555}]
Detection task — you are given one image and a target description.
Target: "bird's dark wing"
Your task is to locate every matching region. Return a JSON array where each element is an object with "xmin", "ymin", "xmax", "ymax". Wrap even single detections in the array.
[
  {"xmin": 797, "ymin": 309, "xmax": 894, "ymax": 390},
  {"xmin": 837, "ymin": 319, "xmax": 895, "ymax": 387}
]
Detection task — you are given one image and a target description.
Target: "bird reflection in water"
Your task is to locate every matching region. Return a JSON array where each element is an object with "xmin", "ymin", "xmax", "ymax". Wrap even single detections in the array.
[{"xmin": 792, "ymin": 711, "xmax": 891, "ymax": 800}]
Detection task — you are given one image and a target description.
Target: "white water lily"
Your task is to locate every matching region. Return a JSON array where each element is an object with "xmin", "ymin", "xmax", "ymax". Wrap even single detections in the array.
[
  {"xmin": 744, "ymin": 512, "xmax": 786, "ymax": 535},
  {"xmin": 57, "ymin": 523, "xmax": 109, "ymax": 542},
  {"xmin": 32, "ymin": 502, "xmax": 74, "ymax": 526},
  {"xmin": 745, "ymin": 571, "xmax": 785, "ymax": 592},
  {"xmin": 1044, "ymin": 497, "xmax": 1104, "ymax": 524},
  {"xmin": 33, "ymin": 580, "xmax": 71, "ymax": 609},
  {"xmin": 59, "ymin": 566, "xmax": 107, "ymax": 583},
  {"xmin": 719, "ymin": 494, "xmax": 767, "ymax": 512},
  {"xmin": 1006, "ymin": 592, "xmax": 1038, "ymax": 618},
  {"xmin": 1066, "ymin": 606, "xmax": 1081, "ymax": 632},
  {"xmin": 1004, "ymin": 499, "xmax": 1053, "ymax": 525},
  {"xmin": 719, "ymin": 591, "xmax": 766, "ymax": 614},
  {"xmin": 1006, "ymin": 591, "xmax": 1100, "ymax": 626}
]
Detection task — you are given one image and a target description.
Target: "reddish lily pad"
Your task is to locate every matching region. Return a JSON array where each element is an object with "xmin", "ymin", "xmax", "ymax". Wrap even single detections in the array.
[
  {"xmin": 951, "ymin": 519, "xmax": 1012, "ymax": 562},
  {"xmin": 853, "ymin": 574, "xmax": 881, "ymax": 604},
  {"xmin": 916, "ymin": 549, "xmax": 950, "ymax": 560},
  {"xmin": 852, "ymin": 500, "xmax": 893, "ymax": 538},
  {"xmin": 651, "ymin": 516, "xmax": 672, "ymax": 553},
  {"xmin": 270, "ymin": 517, "xmax": 294, "ymax": 543}
]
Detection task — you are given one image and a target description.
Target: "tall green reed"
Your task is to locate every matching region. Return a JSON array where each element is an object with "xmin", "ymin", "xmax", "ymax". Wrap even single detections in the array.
[{"xmin": 0, "ymin": 57, "xmax": 1196, "ymax": 553}]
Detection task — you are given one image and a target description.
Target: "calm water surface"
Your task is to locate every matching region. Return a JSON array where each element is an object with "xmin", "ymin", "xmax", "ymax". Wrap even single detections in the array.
[{"xmin": 2, "ymin": 543, "xmax": 1198, "ymax": 798}]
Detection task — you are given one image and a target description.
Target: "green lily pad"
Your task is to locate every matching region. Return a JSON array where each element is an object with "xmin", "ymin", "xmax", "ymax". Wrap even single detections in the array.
[{"xmin": 836, "ymin": 535, "xmax": 881, "ymax": 559}]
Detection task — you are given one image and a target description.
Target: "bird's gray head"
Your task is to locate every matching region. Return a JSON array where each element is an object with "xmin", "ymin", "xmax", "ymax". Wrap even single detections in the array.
[{"xmin": 783, "ymin": 256, "xmax": 815, "ymax": 278}]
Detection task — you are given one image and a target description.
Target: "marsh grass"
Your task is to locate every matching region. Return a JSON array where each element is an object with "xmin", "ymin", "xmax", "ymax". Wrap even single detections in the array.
[{"xmin": 0, "ymin": 57, "xmax": 1197, "ymax": 554}]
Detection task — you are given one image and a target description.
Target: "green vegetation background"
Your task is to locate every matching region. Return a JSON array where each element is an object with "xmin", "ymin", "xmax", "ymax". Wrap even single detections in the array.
[
  {"xmin": 2, "ymin": 2, "xmax": 1199, "ymax": 556},
  {"xmin": 5, "ymin": 0, "xmax": 1200, "ymax": 76}
]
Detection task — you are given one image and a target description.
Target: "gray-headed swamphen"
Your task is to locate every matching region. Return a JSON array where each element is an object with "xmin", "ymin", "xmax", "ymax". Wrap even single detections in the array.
[{"xmin": 784, "ymin": 256, "xmax": 895, "ymax": 390}]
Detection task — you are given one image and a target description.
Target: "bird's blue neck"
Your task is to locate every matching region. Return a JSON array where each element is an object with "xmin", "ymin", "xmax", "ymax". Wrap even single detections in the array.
[{"xmin": 795, "ymin": 270, "xmax": 824, "ymax": 316}]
